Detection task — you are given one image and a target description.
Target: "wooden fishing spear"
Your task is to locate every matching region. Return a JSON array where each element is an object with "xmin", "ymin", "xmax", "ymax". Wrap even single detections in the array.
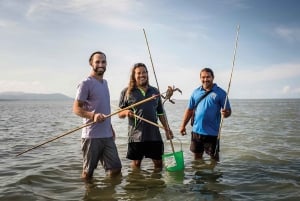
[
  {"xmin": 16, "ymin": 94, "xmax": 161, "ymax": 157},
  {"xmin": 143, "ymin": 28, "xmax": 175, "ymax": 153},
  {"xmin": 111, "ymin": 104, "xmax": 165, "ymax": 129},
  {"xmin": 214, "ymin": 25, "xmax": 240, "ymax": 157}
]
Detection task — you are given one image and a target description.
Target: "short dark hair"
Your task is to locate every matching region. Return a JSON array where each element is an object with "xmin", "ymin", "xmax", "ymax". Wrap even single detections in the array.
[
  {"xmin": 200, "ymin": 67, "xmax": 214, "ymax": 78},
  {"xmin": 89, "ymin": 51, "xmax": 106, "ymax": 65}
]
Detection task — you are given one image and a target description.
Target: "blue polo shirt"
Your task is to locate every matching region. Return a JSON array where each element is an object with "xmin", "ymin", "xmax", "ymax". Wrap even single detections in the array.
[{"xmin": 188, "ymin": 84, "xmax": 231, "ymax": 136}]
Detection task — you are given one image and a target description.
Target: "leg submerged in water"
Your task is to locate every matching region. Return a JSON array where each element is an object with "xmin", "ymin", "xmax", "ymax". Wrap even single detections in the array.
[
  {"xmin": 152, "ymin": 159, "xmax": 163, "ymax": 172},
  {"xmin": 81, "ymin": 170, "xmax": 93, "ymax": 181},
  {"xmin": 194, "ymin": 152, "xmax": 204, "ymax": 160},
  {"xmin": 131, "ymin": 160, "xmax": 142, "ymax": 169},
  {"xmin": 107, "ymin": 168, "xmax": 122, "ymax": 177}
]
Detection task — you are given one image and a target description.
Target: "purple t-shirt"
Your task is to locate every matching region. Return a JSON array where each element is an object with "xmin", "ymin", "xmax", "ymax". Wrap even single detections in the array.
[{"xmin": 75, "ymin": 76, "xmax": 112, "ymax": 138}]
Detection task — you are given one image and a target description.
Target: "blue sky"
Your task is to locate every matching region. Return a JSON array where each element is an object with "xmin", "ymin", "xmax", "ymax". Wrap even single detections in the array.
[{"xmin": 0, "ymin": 0, "xmax": 299, "ymax": 100}]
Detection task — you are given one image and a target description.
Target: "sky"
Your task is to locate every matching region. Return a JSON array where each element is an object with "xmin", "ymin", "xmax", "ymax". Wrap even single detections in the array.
[{"xmin": 0, "ymin": 0, "xmax": 300, "ymax": 100}]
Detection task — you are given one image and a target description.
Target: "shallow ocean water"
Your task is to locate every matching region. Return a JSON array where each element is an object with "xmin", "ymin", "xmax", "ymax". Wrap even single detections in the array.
[{"xmin": 0, "ymin": 99, "xmax": 299, "ymax": 201}]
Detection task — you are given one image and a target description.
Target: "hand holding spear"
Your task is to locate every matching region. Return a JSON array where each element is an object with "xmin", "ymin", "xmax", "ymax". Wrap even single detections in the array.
[{"xmin": 16, "ymin": 94, "xmax": 161, "ymax": 157}]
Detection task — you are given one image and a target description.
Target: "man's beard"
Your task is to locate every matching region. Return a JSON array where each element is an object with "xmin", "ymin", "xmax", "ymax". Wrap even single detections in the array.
[
  {"xmin": 93, "ymin": 67, "xmax": 106, "ymax": 75},
  {"xmin": 96, "ymin": 71, "xmax": 104, "ymax": 76},
  {"xmin": 137, "ymin": 79, "xmax": 148, "ymax": 87},
  {"xmin": 202, "ymin": 81, "xmax": 212, "ymax": 89}
]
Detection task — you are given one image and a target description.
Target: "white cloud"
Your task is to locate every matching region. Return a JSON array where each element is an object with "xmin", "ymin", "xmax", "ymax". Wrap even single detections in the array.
[
  {"xmin": 226, "ymin": 62, "xmax": 300, "ymax": 98},
  {"xmin": 275, "ymin": 26, "xmax": 300, "ymax": 42},
  {"xmin": 25, "ymin": 0, "xmax": 141, "ymax": 30},
  {"xmin": 234, "ymin": 63, "xmax": 300, "ymax": 83},
  {"xmin": 281, "ymin": 85, "xmax": 300, "ymax": 95},
  {"xmin": 0, "ymin": 19, "xmax": 14, "ymax": 28},
  {"xmin": 1, "ymin": 1, "xmax": 300, "ymax": 100},
  {"xmin": 107, "ymin": 61, "xmax": 300, "ymax": 100},
  {"xmin": 224, "ymin": 0, "xmax": 250, "ymax": 9},
  {"xmin": 282, "ymin": 85, "xmax": 291, "ymax": 94}
]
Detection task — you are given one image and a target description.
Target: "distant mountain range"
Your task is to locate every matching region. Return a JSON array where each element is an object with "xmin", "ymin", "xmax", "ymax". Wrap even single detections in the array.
[{"xmin": 0, "ymin": 92, "xmax": 73, "ymax": 100}]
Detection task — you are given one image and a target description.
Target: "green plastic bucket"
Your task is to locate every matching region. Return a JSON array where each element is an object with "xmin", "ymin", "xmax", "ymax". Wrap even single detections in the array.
[{"xmin": 162, "ymin": 138, "xmax": 184, "ymax": 172}]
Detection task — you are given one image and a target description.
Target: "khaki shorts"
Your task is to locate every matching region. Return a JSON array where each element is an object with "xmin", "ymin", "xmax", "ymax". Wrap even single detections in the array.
[{"xmin": 81, "ymin": 138, "xmax": 122, "ymax": 176}]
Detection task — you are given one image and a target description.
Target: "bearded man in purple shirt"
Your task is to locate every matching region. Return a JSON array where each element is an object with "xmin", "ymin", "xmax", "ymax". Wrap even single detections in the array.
[{"xmin": 73, "ymin": 51, "xmax": 122, "ymax": 180}]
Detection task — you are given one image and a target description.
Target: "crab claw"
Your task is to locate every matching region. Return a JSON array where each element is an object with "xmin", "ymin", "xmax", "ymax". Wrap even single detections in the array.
[{"xmin": 175, "ymin": 88, "xmax": 182, "ymax": 94}]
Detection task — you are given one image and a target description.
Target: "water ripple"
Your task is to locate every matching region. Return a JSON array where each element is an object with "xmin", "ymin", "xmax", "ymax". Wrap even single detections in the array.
[{"xmin": 0, "ymin": 99, "xmax": 299, "ymax": 201}]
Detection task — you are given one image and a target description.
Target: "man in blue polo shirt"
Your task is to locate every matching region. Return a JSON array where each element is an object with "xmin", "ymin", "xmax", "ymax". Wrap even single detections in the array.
[{"xmin": 180, "ymin": 67, "xmax": 231, "ymax": 162}]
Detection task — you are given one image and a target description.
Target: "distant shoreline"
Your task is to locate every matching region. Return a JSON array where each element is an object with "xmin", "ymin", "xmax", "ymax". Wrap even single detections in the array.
[{"xmin": 0, "ymin": 92, "xmax": 73, "ymax": 101}]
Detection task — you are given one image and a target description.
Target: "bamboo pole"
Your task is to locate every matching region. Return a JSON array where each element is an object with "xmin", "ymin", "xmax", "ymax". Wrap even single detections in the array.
[
  {"xmin": 214, "ymin": 25, "xmax": 240, "ymax": 157},
  {"xmin": 133, "ymin": 114, "xmax": 165, "ymax": 129},
  {"xmin": 143, "ymin": 28, "xmax": 175, "ymax": 153},
  {"xmin": 16, "ymin": 94, "xmax": 160, "ymax": 157},
  {"xmin": 111, "ymin": 104, "xmax": 165, "ymax": 129}
]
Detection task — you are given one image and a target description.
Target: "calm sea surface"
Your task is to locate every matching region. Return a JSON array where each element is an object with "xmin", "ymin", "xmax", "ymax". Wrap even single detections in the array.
[{"xmin": 0, "ymin": 99, "xmax": 299, "ymax": 201}]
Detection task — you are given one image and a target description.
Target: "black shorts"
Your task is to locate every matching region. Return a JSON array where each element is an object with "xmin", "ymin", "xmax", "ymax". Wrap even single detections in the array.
[
  {"xmin": 127, "ymin": 141, "xmax": 164, "ymax": 160},
  {"xmin": 190, "ymin": 132, "xmax": 219, "ymax": 161}
]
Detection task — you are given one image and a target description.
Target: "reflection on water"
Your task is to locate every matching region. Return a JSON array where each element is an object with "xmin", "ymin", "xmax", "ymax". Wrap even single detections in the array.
[
  {"xmin": 122, "ymin": 169, "xmax": 166, "ymax": 200},
  {"xmin": 0, "ymin": 100, "xmax": 300, "ymax": 201},
  {"xmin": 191, "ymin": 159, "xmax": 218, "ymax": 170},
  {"xmin": 82, "ymin": 164, "xmax": 226, "ymax": 201},
  {"xmin": 83, "ymin": 169, "xmax": 167, "ymax": 200},
  {"xmin": 84, "ymin": 175, "xmax": 122, "ymax": 201}
]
